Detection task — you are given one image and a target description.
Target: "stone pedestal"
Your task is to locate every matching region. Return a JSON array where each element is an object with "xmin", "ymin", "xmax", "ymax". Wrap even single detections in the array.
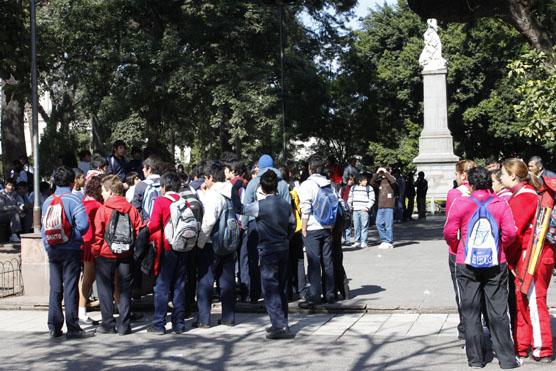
[
  {"xmin": 414, "ymin": 68, "xmax": 458, "ymax": 202},
  {"xmin": 20, "ymin": 233, "xmax": 49, "ymax": 297}
]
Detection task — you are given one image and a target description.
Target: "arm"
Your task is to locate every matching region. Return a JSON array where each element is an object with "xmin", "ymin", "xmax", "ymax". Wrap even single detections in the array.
[
  {"xmin": 132, "ymin": 182, "xmax": 147, "ymax": 210},
  {"xmin": 91, "ymin": 207, "xmax": 106, "ymax": 256},
  {"xmin": 147, "ymin": 198, "xmax": 164, "ymax": 235},
  {"xmin": 443, "ymin": 199, "xmax": 462, "ymax": 251},
  {"xmin": 298, "ymin": 181, "xmax": 313, "ymax": 237},
  {"xmin": 278, "ymin": 180, "xmax": 291, "ymax": 203},
  {"xmin": 197, "ymin": 192, "xmax": 222, "ymax": 248},
  {"xmin": 71, "ymin": 199, "xmax": 89, "ymax": 236},
  {"xmin": 498, "ymin": 203, "xmax": 517, "ymax": 253},
  {"xmin": 347, "ymin": 187, "xmax": 354, "ymax": 208},
  {"xmin": 367, "ymin": 188, "xmax": 376, "ymax": 210},
  {"xmin": 370, "ymin": 174, "xmax": 379, "ymax": 188}
]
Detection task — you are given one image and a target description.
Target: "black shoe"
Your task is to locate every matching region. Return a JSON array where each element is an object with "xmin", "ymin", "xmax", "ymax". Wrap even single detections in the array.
[
  {"xmin": 173, "ymin": 328, "xmax": 186, "ymax": 335},
  {"xmin": 96, "ymin": 325, "xmax": 116, "ymax": 334},
  {"xmin": 342, "ymin": 279, "xmax": 350, "ymax": 300},
  {"xmin": 49, "ymin": 330, "xmax": 63, "ymax": 338},
  {"xmin": 298, "ymin": 301, "xmax": 316, "ymax": 310},
  {"xmin": 66, "ymin": 330, "xmax": 95, "ymax": 339},
  {"xmin": 266, "ymin": 327, "xmax": 294, "ymax": 340},
  {"xmin": 146, "ymin": 326, "xmax": 166, "ymax": 335},
  {"xmin": 217, "ymin": 319, "xmax": 235, "ymax": 327},
  {"xmin": 191, "ymin": 321, "xmax": 210, "ymax": 329},
  {"xmin": 265, "ymin": 326, "xmax": 277, "ymax": 333},
  {"xmin": 130, "ymin": 312, "xmax": 144, "ymax": 322},
  {"xmin": 118, "ymin": 327, "xmax": 132, "ymax": 336},
  {"xmin": 532, "ymin": 356, "xmax": 552, "ymax": 363}
]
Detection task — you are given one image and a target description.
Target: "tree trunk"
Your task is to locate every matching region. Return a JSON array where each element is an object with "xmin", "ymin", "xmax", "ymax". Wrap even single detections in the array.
[
  {"xmin": 506, "ymin": 1, "xmax": 553, "ymax": 52},
  {"xmin": 1, "ymin": 90, "xmax": 27, "ymax": 178}
]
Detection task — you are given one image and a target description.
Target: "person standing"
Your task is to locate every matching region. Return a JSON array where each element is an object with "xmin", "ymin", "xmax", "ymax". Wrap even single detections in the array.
[
  {"xmin": 501, "ymin": 158, "xmax": 554, "ymax": 363},
  {"xmin": 297, "ymin": 156, "xmax": 337, "ymax": 308},
  {"xmin": 528, "ymin": 156, "xmax": 556, "ymax": 186},
  {"xmin": 41, "ymin": 166, "xmax": 92, "ymax": 339},
  {"xmin": 232, "ymin": 171, "xmax": 296, "ymax": 339},
  {"xmin": 348, "ymin": 174, "xmax": 375, "ymax": 248},
  {"xmin": 106, "ymin": 140, "xmax": 128, "ymax": 182},
  {"xmin": 342, "ymin": 158, "xmax": 359, "ymax": 184},
  {"xmin": 404, "ymin": 173, "xmax": 416, "ymax": 221},
  {"xmin": 0, "ymin": 178, "xmax": 24, "ymax": 242},
  {"xmin": 371, "ymin": 167, "xmax": 397, "ymax": 249},
  {"xmin": 415, "ymin": 171, "xmax": 428, "ymax": 220},
  {"xmin": 92, "ymin": 175, "xmax": 142, "ymax": 335},
  {"xmin": 444, "ymin": 167, "xmax": 519, "ymax": 369}
]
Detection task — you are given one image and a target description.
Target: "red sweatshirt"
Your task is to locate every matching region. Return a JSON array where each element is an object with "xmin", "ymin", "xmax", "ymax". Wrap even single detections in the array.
[
  {"xmin": 82, "ymin": 197, "xmax": 102, "ymax": 246},
  {"xmin": 92, "ymin": 195, "xmax": 142, "ymax": 259},
  {"xmin": 506, "ymin": 183, "xmax": 539, "ymax": 270},
  {"xmin": 148, "ymin": 192, "xmax": 180, "ymax": 252}
]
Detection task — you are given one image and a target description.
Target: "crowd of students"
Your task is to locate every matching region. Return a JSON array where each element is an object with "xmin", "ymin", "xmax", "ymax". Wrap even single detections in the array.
[{"xmin": 444, "ymin": 157, "xmax": 555, "ymax": 368}]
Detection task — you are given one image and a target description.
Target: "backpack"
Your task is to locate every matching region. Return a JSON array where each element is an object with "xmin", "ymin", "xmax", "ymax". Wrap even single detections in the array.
[
  {"xmin": 211, "ymin": 197, "xmax": 241, "ymax": 256},
  {"xmin": 163, "ymin": 193, "xmax": 202, "ymax": 252},
  {"xmin": 43, "ymin": 195, "xmax": 72, "ymax": 246},
  {"xmin": 312, "ymin": 181, "xmax": 340, "ymax": 227},
  {"xmin": 464, "ymin": 196, "xmax": 500, "ymax": 268},
  {"xmin": 142, "ymin": 178, "xmax": 161, "ymax": 218},
  {"xmin": 104, "ymin": 210, "xmax": 135, "ymax": 254}
]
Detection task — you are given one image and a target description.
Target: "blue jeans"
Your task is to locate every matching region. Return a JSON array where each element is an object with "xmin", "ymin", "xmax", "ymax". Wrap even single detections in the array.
[
  {"xmin": 260, "ymin": 249, "xmax": 289, "ymax": 329},
  {"xmin": 48, "ymin": 249, "xmax": 82, "ymax": 334},
  {"xmin": 197, "ymin": 244, "xmax": 236, "ymax": 325},
  {"xmin": 153, "ymin": 249, "xmax": 187, "ymax": 332},
  {"xmin": 352, "ymin": 210, "xmax": 369, "ymax": 245},
  {"xmin": 376, "ymin": 208, "xmax": 394, "ymax": 243},
  {"xmin": 303, "ymin": 229, "xmax": 334, "ymax": 303}
]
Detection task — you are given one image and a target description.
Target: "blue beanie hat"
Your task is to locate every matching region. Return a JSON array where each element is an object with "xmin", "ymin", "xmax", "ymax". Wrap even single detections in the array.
[{"xmin": 258, "ymin": 154, "xmax": 274, "ymax": 170}]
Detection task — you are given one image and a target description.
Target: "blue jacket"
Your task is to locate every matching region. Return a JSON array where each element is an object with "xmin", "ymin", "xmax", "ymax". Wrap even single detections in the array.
[
  {"xmin": 41, "ymin": 187, "xmax": 89, "ymax": 251},
  {"xmin": 242, "ymin": 167, "xmax": 291, "ymax": 226},
  {"xmin": 232, "ymin": 182, "xmax": 295, "ymax": 255}
]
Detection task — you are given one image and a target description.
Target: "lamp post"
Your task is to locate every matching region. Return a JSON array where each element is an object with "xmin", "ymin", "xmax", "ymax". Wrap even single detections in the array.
[{"xmin": 30, "ymin": 0, "xmax": 41, "ymax": 231}]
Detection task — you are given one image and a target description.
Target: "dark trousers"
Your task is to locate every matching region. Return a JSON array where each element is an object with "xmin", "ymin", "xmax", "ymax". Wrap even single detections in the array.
[
  {"xmin": 96, "ymin": 257, "xmax": 132, "ymax": 333},
  {"xmin": 416, "ymin": 196, "xmax": 426, "ymax": 219},
  {"xmin": 197, "ymin": 244, "xmax": 236, "ymax": 325},
  {"xmin": 153, "ymin": 249, "xmax": 187, "ymax": 332},
  {"xmin": 404, "ymin": 196, "xmax": 414, "ymax": 220},
  {"xmin": 260, "ymin": 249, "xmax": 289, "ymax": 329},
  {"xmin": 304, "ymin": 229, "xmax": 334, "ymax": 303},
  {"xmin": 184, "ymin": 249, "xmax": 197, "ymax": 311},
  {"xmin": 239, "ymin": 220, "xmax": 261, "ymax": 301},
  {"xmin": 287, "ymin": 232, "xmax": 306, "ymax": 300},
  {"xmin": 456, "ymin": 263, "xmax": 517, "ymax": 368},
  {"xmin": 48, "ymin": 249, "xmax": 82, "ymax": 334},
  {"xmin": 331, "ymin": 217, "xmax": 347, "ymax": 299},
  {"xmin": 449, "ymin": 254, "xmax": 465, "ymax": 338}
]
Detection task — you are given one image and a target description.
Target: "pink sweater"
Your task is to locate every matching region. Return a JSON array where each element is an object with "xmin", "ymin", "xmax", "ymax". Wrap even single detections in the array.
[{"xmin": 443, "ymin": 189, "xmax": 517, "ymax": 265}]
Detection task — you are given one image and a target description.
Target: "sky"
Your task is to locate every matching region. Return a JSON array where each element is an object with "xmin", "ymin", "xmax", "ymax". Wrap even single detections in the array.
[{"xmin": 350, "ymin": 0, "xmax": 397, "ymax": 28}]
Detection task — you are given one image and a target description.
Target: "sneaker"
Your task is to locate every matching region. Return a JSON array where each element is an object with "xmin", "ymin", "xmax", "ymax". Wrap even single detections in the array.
[
  {"xmin": 191, "ymin": 321, "xmax": 210, "ymax": 329},
  {"xmin": 79, "ymin": 316, "xmax": 99, "ymax": 326},
  {"xmin": 378, "ymin": 242, "xmax": 393, "ymax": 249},
  {"xmin": 217, "ymin": 319, "xmax": 235, "ymax": 326},
  {"xmin": 9, "ymin": 234, "xmax": 20, "ymax": 243},
  {"xmin": 66, "ymin": 330, "xmax": 95, "ymax": 339},
  {"xmin": 360, "ymin": 243, "xmax": 367, "ymax": 248},
  {"xmin": 118, "ymin": 327, "xmax": 132, "ymax": 336},
  {"xmin": 298, "ymin": 301, "xmax": 316, "ymax": 310},
  {"xmin": 146, "ymin": 326, "xmax": 166, "ymax": 335},
  {"xmin": 49, "ymin": 330, "xmax": 63, "ymax": 338},
  {"xmin": 351, "ymin": 242, "xmax": 359, "ymax": 248},
  {"xmin": 266, "ymin": 327, "xmax": 294, "ymax": 340},
  {"xmin": 95, "ymin": 325, "xmax": 116, "ymax": 334},
  {"xmin": 265, "ymin": 325, "xmax": 277, "ymax": 333}
]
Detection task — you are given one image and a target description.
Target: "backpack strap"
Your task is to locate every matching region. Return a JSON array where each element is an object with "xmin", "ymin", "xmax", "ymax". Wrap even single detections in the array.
[{"xmin": 470, "ymin": 195, "xmax": 495, "ymax": 207}]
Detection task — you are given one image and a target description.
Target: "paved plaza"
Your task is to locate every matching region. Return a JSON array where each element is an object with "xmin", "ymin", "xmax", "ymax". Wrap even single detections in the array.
[{"xmin": 0, "ymin": 216, "xmax": 554, "ymax": 370}]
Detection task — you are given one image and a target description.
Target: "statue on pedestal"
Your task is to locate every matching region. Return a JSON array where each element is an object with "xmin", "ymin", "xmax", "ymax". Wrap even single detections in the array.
[{"xmin": 418, "ymin": 19, "xmax": 447, "ymax": 71}]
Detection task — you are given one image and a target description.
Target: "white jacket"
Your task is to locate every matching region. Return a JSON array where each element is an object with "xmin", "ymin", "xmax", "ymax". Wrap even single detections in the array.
[
  {"xmin": 197, "ymin": 181, "xmax": 232, "ymax": 248},
  {"xmin": 298, "ymin": 174, "xmax": 335, "ymax": 231}
]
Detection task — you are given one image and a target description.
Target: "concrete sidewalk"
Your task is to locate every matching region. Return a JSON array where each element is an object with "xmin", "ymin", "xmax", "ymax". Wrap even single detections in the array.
[{"xmin": 0, "ymin": 310, "xmax": 554, "ymax": 370}]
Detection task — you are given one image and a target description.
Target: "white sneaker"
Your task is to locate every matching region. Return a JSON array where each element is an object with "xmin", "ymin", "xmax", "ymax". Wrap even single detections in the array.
[
  {"xmin": 9, "ymin": 234, "xmax": 20, "ymax": 243},
  {"xmin": 351, "ymin": 242, "xmax": 359, "ymax": 247},
  {"xmin": 360, "ymin": 243, "xmax": 367, "ymax": 248},
  {"xmin": 79, "ymin": 316, "xmax": 99, "ymax": 326},
  {"xmin": 378, "ymin": 242, "xmax": 392, "ymax": 249}
]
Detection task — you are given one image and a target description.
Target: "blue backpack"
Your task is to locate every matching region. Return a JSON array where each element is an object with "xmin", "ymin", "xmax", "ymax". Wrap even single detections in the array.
[
  {"xmin": 464, "ymin": 196, "xmax": 500, "ymax": 268},
  {"xmin": 211, "ymin": 198, "xmax": 241, "ymax": 256},
  {"xmin": 312, "ymin": 182, "xmax": 340, "ymax": 227}
]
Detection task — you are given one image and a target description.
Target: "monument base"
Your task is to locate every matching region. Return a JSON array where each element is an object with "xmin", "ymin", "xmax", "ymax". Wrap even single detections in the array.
[
  {"xmin": 21, "ymin": 232, "xmax": 49, "ymax": 297},
  {"xmin": 414, "ymin": 159, "xmax": 458, "ymax": 214}
]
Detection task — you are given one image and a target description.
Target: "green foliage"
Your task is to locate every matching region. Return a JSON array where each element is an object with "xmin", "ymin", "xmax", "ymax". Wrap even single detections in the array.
[{"xmin": 508, "ymin": 48, "xmax": 556, "ymax": 141}]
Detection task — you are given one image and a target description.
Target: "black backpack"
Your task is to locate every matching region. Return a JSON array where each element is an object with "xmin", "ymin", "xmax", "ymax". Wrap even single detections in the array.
[{"xmin": 104, "ymin": 210, "xmax": 135, "ymax": 254}]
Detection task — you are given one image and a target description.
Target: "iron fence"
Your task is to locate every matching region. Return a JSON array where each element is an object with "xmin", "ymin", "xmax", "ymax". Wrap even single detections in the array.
[{"xmin": 0, "ymin": 258, "xmax": 23, "ymax": 298}]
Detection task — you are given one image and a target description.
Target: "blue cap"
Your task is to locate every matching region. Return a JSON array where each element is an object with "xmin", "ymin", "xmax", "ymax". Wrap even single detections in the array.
[{"xmin": 258, "ymin": 154, "xmax": 273, "ymax": 170}]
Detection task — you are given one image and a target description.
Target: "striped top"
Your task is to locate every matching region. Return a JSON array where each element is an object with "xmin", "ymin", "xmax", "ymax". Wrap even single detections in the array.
[{"xmin": 348, "ymin": 185, "xmax": 375, "ymax": 211}]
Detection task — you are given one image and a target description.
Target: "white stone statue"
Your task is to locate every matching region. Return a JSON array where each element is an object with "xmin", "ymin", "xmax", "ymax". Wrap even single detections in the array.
[{"xmin": 419, "ymin": 19, "xmax": 447, "ymax": 71}]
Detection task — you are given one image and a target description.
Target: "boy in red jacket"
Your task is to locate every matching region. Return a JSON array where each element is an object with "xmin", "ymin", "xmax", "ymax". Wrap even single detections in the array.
[
  {"xmin": 146, "ymin": 172, "xmax": 185, "ymax": 335},
  {"xmin": 92, "ymin": 175, "xmax": 142, "ymax": 335}
]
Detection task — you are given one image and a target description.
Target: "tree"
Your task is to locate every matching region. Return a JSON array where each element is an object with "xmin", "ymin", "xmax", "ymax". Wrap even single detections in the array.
[{"xmin": 407, "ymin": 0, "xmax": 555, "ymax": 51}]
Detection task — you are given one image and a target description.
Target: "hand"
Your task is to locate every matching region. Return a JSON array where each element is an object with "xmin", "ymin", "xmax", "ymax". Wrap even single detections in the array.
[
  {"xmin": 363, "ymin": 207, "xmax": 368, "ymax": 212},
  {"xmin": 302, "ymin": 228, "xmax": 307, "ymax": 238},
  {"xmin": 377, "ymin": 167, "xmax": 387, "ymax": 174}
]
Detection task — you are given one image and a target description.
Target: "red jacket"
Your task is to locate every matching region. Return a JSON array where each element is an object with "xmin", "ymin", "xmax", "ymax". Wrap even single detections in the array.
[
  {"xmin": 506, "ymin": 183, "xmax": 540, "ymax": 270},
  {"xmin": 92, "ymin": 195, "xmax": 142, "ymax": 260},
  {"xmin": 82, "ymin": 197, "xmax": 102, "ymax": 246},
  {"xmin": 445, "ymin": 183, "xmax": 471, "ymax": 255},
  {"xmin": 148, "ymin": 193, "xmax": 180, "ymax": 252},
  {"xmin": 443, "ymin": 189, "xmax": 517, "ymax": 265}
]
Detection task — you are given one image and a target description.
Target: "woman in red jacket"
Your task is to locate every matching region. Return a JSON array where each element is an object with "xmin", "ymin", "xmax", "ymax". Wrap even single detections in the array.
[
  {"xmin": 501, "ymin": 158, "xmax": 553, "ymax": 363},
  {"xmin": 78, "ymin": 175, "xmax": 103, "ymax": 325},
  {"xmin": 445, "ymin": 159, "xmax": 476, "ymax": 341},
  {"xmin": 92, "ymin": 175, "xmax": 142, "ymax": 335}
]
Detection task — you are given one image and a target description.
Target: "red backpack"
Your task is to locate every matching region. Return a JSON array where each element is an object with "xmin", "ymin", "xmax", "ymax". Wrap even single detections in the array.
[{"xmin": 43, "ymin": 195, "xmax": 72, "ymax": 246}]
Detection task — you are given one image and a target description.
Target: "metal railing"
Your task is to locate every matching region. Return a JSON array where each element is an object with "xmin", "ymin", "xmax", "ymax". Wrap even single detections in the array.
[{"xmin": 0, "ymin": 259, "xmax": 23, "ymax": 298}]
